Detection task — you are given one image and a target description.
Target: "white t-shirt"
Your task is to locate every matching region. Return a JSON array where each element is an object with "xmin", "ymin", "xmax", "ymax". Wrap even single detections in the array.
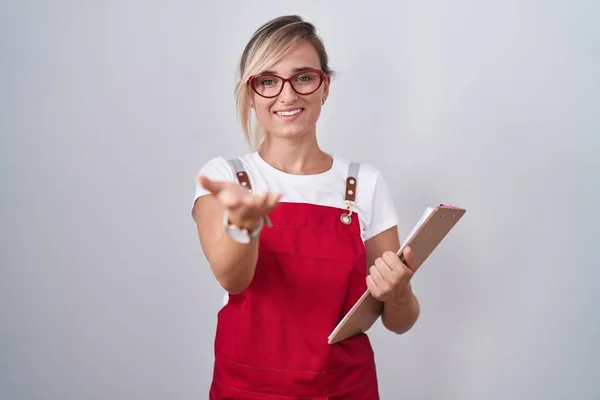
[{"xmin": 193, "ymin": 151, "xmax": 399, "ymax": 242}]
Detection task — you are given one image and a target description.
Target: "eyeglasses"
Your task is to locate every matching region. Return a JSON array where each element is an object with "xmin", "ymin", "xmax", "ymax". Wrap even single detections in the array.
[{"xmin": 248, "ymin": 69, "xmax": 326, "ymax": 99}]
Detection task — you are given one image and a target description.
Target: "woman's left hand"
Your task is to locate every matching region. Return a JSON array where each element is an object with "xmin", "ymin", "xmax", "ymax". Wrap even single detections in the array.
[{"xmin": 366, "ymin": 247, "xmax": 417, "ymax": 304}]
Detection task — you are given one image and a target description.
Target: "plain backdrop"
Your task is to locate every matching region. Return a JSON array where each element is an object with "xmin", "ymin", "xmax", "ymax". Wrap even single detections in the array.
[{"xmin": 2, "ymin": 0, "xmax": 599, "ymax": 399}]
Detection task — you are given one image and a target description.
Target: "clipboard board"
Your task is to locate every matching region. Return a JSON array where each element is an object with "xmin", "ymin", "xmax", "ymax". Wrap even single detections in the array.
[{"xmin": 327, "ymin": 204, "xmax": 466, "ymax": 345}]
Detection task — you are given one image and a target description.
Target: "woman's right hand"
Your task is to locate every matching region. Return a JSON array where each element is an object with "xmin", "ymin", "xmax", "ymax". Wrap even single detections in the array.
[{"xmin": 197, "ymin": 175, "xmax": 281, "ymax": 230}]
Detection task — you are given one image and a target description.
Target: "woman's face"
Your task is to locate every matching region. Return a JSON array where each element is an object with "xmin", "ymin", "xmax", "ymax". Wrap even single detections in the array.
[{"xmin": 250, "ymin": 41, "xmax": 330, "ymax": 142}]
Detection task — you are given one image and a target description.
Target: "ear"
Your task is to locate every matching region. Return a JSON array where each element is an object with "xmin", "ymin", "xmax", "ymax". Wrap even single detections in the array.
[{"xmin": 322, "ymin": 75, "xmax": 331, "ymax": 103}]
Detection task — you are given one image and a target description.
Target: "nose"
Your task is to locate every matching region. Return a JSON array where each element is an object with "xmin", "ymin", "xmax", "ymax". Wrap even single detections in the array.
[{"xmin": 278, "ymin": 80, "xmax": 298, "ymax": 103}]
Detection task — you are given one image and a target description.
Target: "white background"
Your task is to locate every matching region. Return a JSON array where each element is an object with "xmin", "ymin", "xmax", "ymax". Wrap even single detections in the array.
[{"xmin": 2, "ymin": 0, "xmax": 599, "ymax": 399}]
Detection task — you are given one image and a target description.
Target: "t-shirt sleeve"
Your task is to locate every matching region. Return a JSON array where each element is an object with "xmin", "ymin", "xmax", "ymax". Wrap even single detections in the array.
[
  {"xmin": 363, "ymin": 169, "xmax": 400, "ymax": 241},
  {"xmin": 191, "ymin": 156, "xmax": 234, "ymax": 215}
]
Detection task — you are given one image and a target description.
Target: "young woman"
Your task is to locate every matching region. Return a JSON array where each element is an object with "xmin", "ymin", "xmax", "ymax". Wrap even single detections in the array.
[{"xmin": 192, "ymin": 15, "xmax": 420, "ymax": 400}]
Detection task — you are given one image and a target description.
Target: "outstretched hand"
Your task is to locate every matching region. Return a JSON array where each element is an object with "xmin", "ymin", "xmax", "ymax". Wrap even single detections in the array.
[{"xmin": 198, "ymin": 175, "xmax": 281, "ymax": 228}]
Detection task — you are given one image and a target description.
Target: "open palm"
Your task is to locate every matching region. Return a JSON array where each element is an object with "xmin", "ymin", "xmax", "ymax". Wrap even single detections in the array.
[{"xmin": 198, "ymin": 175, "xmax": 281, "ymax": 225}]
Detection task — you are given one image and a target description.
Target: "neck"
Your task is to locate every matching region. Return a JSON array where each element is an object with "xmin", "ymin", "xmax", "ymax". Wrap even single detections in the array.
[{"xmin": 258, "ymin": 134, "xmax": 332, "ymax": 175}]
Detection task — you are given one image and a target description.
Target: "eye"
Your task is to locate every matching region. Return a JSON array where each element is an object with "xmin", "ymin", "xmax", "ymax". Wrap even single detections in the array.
[
  {"xmin": 260, "ymin": 79, "xmax": 275, "ymax": 86},
  {"xmin": 296, "ymin": 74, "xmax": 312, "ymax": 82}
]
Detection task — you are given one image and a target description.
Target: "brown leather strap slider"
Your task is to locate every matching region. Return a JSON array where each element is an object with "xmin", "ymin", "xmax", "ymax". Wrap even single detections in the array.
[
  {"xmin": 344, "ymin": 176, "xmax": 357, "ymax": 202},
  {"xmin": 344, "ymin": 162, "xmax": 360, "ymax": 202},
  {"xmin": 235, "ymin": 171, "xmax": 252, "ymax": 192},
  {"xmin": 228, "ymin": 158, "xmax": 253, "ymax": 192}
]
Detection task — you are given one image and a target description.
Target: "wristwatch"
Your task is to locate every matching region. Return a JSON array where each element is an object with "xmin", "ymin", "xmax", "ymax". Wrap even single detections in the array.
[{"xmin": 222, "ymin": 210, "xmax": 271, "ymax": 244}]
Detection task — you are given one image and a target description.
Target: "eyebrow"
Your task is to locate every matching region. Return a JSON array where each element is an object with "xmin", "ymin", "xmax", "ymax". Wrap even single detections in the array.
[{"xmin": 259, "ymin": 66, "xmax": 316, "ymax": 75}]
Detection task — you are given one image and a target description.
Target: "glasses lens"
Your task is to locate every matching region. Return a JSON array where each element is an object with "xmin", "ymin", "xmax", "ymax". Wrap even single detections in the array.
[
  {"xmin": 291, "ymin": 71, "xmax": 322, "ymax": 94},
  {"xmin": 251, "ymin": 75, "xmax": 283, "ymax": 97}
]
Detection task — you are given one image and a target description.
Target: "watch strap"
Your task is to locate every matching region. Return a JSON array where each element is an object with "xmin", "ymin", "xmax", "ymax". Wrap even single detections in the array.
[{"xmin": 222, "ymin": 210, "xmax": 271, "ymax": 243}]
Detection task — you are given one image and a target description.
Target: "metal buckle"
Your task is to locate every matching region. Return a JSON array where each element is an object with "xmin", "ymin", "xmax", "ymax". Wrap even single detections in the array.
[{"xmin": 340, "ymin": 201, "xmax": 354, "ymax": 225}]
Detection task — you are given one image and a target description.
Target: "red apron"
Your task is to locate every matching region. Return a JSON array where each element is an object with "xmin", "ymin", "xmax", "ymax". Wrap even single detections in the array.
[{"xmin": 209, "ymin": 161, "xmax": 379, "ymax": 399}]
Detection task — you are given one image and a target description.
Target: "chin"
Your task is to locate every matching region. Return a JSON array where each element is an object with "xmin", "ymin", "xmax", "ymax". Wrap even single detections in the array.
[{"xmin": 271, "ymin": 125, "xmax": 313, "ymax": 140}]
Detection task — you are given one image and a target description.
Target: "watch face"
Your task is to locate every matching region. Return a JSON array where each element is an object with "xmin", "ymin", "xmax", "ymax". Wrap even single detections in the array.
[{"xmin": 226, "ymin": 226, "xmax": 251, "ymax": 244}]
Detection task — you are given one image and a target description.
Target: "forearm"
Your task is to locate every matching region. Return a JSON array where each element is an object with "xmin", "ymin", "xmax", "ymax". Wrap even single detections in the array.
[
  {"xmin": 381, "ymin": 284, "xmax": 420, "ymax": 334},
  {"xmin": 207, "ymin": 227, "xmax": 260, "ymax": 293},
  {"xmin": 195, "ymin": 198, "xmax": 261, "ymax": 294}
]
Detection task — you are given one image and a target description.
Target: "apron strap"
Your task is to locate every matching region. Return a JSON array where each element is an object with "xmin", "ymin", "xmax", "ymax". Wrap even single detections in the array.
[
  {"xmin": 340, "ymin": 162, "xmax": 360, "ymax": 225},
  {"xmin": 227, "ymin": 158, "xmax": 253, "ymax": 192}
]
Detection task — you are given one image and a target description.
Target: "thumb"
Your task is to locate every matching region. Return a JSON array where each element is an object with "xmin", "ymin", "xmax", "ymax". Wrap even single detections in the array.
[
  {"xmin": 197, "ymin": 175, "xmax": 224, "ymax": 194},
  {"xmin": 401, "ymin": 246, "xmax": 416, "ymax": 272}
]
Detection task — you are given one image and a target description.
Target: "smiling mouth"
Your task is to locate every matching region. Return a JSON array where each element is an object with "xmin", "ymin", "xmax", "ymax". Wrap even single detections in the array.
[{"xmin": 274, "ymin": 108, "xmax": 304, "ymax": 116}]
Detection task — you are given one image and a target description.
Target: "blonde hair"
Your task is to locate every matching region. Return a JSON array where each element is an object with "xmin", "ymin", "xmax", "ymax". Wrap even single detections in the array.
[{"xmin": 235, "ymin": 15, "xmax": 334, "ymax": 150}]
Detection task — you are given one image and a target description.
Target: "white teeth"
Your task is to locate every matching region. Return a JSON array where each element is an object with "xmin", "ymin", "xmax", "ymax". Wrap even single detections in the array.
[{"xmin": 276, "ymin": 109, "xmax": 302, "ymax": 116}]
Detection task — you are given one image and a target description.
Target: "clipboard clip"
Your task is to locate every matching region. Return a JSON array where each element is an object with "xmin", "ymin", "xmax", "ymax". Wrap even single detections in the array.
[{"xmin": 440, "ymin": 203, "xmax": 459, "ymax": 208}]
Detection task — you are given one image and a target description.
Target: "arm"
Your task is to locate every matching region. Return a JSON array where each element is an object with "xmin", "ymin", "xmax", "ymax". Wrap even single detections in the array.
[
  {"xmin": 192, "ymin": 175, "xmax": 280, "ymax": 295},
  {"xmin": 365, "ymin": 226, "xmax": 420, "ymax": 334},
  {"xmin": 193, "ymin": 194, "xmax": 261, "ymax": 295}
]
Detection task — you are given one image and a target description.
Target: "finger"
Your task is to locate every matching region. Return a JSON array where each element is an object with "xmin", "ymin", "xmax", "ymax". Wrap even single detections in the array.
[
  {"xmin": 382, "ymin": 250, "xmax": 408, "ymax": 275},
  {"xmin": 366, "ymin": 275, "xmax": 381, "ymax": 298},
  {"xmin": 236, "ymin": 191, "xmax": 281, "ymax": 220},
  {"xmin": 228, "ymin": 192, "xmax": 267, "ymax": 220},
  {"xmin": 263, "ymin": 192, "xmax": 282, "ymax": 211},
  {"xmin": 268, "ymin": 193, "xmax": 282, "ymax": 210},
  {"xmin": 254, "ymin": 192, "xmax": 270, "ymax": 209},
  {"xmin": 369, "ymin": 263, "xmax": 389, "ymax": 292},
  {"xmin": 218, "ymin": 187, "xmax": 248, "ymax": 209},
  {"xmin": 247, "ymin": 193, "xmax": 270, "ymax": 216},
  {"xmin": 198, "ymin": 175, "xmax": 225, "ymax": 194},
  {"xmin": 374, "ymin": 256, "xmax": 394, "ymax": 278},
  {"xmin": 238, "ymin": 190, "xmax": 256, "ymax": 210},
  {"xmin": 377, "ymin": 257, "xmax": 399, "ymax": 292},
  {"xmin": 381, "ymin": 251, "xmax": 412, "ymax": 286},
  {"xmin": 402, "ymin": 246, "xmax": 416, "ymax": 272}
]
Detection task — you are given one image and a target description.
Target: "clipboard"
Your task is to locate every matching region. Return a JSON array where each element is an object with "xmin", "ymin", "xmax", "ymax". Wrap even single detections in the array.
[{"xmin": 327, "ymin": 204, "xmax": 466, "ymax": 345}]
